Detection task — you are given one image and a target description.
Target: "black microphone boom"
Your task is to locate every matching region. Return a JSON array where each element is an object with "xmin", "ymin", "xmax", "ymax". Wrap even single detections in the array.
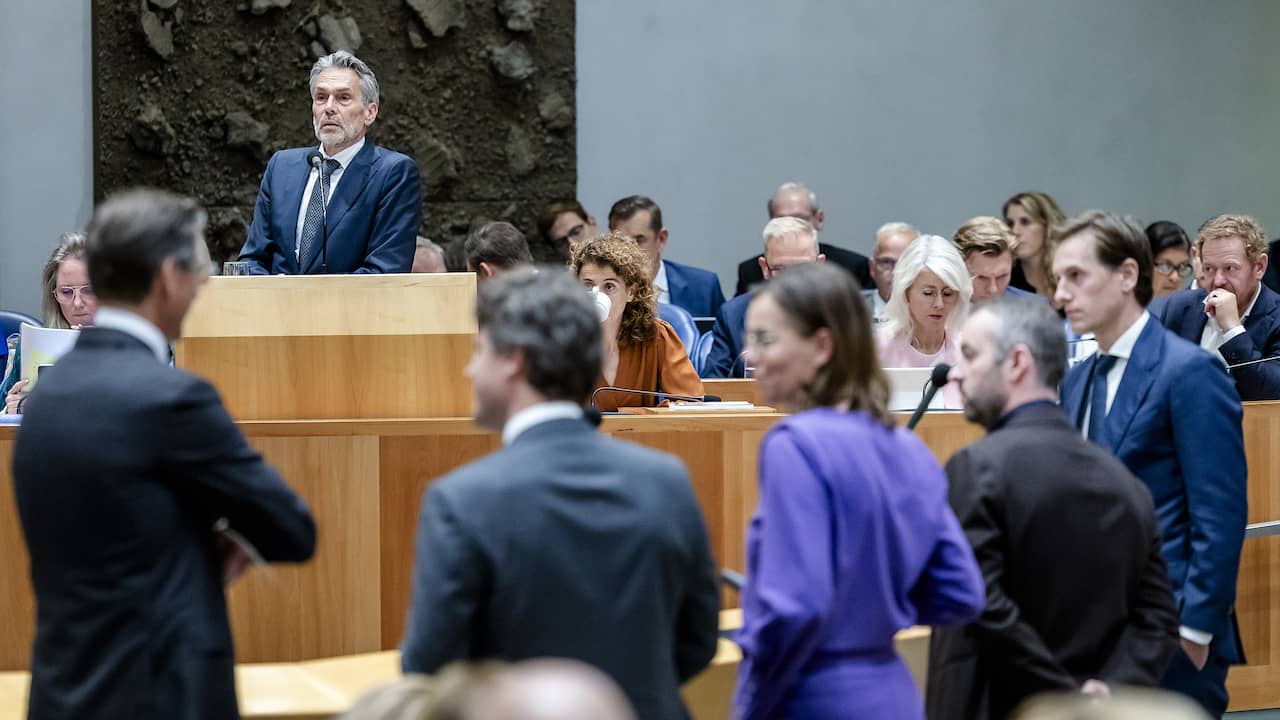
[
  {"xmin": 590, "ymin": 386, "xmax": 722, "ymax": 409},
  {"xmin": 906, "ymin": 363, "xmax": 952, "ymax": 430},
  {"xmin": 306, "ymin": 151, "xmax": 330, "ymax": 274}
]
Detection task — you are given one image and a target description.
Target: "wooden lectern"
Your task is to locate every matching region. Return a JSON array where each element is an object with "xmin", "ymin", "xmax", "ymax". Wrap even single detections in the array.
[{"xmin": 175, "ymin": 273, "xmax": 477, "ymax": 420}]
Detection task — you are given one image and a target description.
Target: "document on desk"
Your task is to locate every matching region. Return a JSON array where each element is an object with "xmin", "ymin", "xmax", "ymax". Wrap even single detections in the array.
[{"xmin": 20, "ymin": 324, "xmax": 79, "ymax": 388}]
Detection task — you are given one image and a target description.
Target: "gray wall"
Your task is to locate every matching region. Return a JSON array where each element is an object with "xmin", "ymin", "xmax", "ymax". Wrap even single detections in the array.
[
  {"xmin": 0, "ymin": 2, "xmax": 93, "ymax": 318},
  {"xmin": 577, "ymin": 0, "xmax": 1280, "ymax": 296}
]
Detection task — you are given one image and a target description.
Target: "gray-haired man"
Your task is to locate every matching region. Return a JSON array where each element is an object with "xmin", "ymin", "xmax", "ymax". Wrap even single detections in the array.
[
  {"xmin": 400, "ymin": 268, "xmax": 720, "ymax": 720},
  {"xmin": 239, "ymin": 51, "xmax": 422, "ymax": 275}
]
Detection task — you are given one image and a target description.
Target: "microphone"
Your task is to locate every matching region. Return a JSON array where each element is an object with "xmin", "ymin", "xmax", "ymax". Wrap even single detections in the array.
[
  {"xmin": 590, "ymin": 386, "xmax": 723, "ymax": 409},
  {"xmin": 306, "ymin": 150, "xmax": 331, "ymax": 274},
  {"xmin": 906, "ymin": 363, "xmax": 951, "ymax": 430}
]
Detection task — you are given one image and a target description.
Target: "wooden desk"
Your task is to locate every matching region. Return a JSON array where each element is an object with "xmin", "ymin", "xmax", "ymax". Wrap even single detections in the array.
[{"xmin": 3, "ymin": 399, "xmax": 1280, "ymax": 711}]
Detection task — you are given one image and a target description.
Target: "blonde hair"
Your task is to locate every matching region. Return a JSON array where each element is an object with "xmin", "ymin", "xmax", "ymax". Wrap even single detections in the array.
[
  {"xmin": 883, "ymin": 234, "xmax": 972, "ymax": 340},
  {"xmin": 41, "ymin": 232, "xmax": 89, "ymax": 329},
  {"xmin": 1195, "ymin": 214, "xmax": 1267, "ymax": 262},
  {"xmin": 953, "ymin": 215, "xmax": 1018, "ymax": 257},
  {"xmin": 571, "ymin": 232, "xmax": 658, "ymax": 347},
  {"xmin": 1003, "ymin": 191, "xmax": 1067, "ymax": 252}
]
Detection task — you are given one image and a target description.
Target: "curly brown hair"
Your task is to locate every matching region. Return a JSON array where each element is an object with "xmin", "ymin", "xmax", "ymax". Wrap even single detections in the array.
[
  {"xmin": 571, "ymin": 232, "xmax": 657, "ymax": 348},
  {"xmin": 1196, "ymin": 214, "xmax": 1268, "ymax": 262}
]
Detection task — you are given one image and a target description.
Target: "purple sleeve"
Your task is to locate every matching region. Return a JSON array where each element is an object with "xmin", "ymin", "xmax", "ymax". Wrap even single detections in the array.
[
  {"xmin": 734, "ymin": 428, "xmax": 832, "ymax": 720},
  {"xmin": 909, "ymin": 499, "xmax": 985, "ymax": 626}
]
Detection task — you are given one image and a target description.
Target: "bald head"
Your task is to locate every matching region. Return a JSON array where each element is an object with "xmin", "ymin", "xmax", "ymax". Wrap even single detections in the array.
[
  {"xmin": 465, "ymin": 660, "xmax": 636, "ymax": 720},
  {"xmin": 767, "ymin": 181, "xmax": 824, "ymax": 231}
]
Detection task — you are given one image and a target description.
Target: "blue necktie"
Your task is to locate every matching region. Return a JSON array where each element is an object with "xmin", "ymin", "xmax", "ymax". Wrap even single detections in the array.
[
  {"xmin": 1086, "ymin": 353, "xmax": 1118, "ymax": 442},
  {"xmin": 298, "ymin": 158, "xmax": 340, "ymax": 271}
]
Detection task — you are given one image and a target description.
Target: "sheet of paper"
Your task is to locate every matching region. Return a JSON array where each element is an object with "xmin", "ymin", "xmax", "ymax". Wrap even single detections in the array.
[{"xmin": 19, "ymin": 323, "xmax": 79, "ymax": 389}]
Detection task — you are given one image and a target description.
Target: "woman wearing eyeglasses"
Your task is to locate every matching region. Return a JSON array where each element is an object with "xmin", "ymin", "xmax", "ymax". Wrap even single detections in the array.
[
  {"xmin": 1145, "ymin": 221, "xmax": 1194, "ymax": 297},
  {"xmin": 2, "ymin": 233, "xmax": 97, "ymax": 414}
]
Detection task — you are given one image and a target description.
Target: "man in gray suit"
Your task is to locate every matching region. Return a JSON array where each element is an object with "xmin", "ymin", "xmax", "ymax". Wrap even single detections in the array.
[{"xmin": 400, "ymin": 268, "xmax": 721, "ymax": 720}]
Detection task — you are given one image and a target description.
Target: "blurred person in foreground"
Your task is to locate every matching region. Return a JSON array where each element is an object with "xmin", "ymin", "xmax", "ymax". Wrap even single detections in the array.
[
  {"xmin": 734, "ymin": 262, "xmax": 984, "ymax": 719},
  {"xmin": 400, "ymin": 267, "xmax": 719, "ymax": 719},
  {"xmin": 927, "ymin": 296, "xmax": 1178, "ymax": 720},
  {"xmin": 13, "ymin": 188, "xmax": 316, "ymax": 720}
]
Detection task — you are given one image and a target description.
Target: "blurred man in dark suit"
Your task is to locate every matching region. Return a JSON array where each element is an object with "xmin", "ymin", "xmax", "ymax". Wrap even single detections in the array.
[
  {"xmin": 464, "ymin": 221, "xmax": 533, "ymax": 281},
  {"xmin": 734, "ymin": 182, "xmax": 873, "ymax": 295},
  {"xmin": 927, "ymin": 296, "xmax": 1177, "ymax": 720},
  {"xmin": 1056, "ymin": 211, "xmax": 1246, "ymax": 716},
  {"xmin": 400, "ymin": 267, "xmax": 720, "ymax": 720},
  {"xmin": 13, "ymin": 189, "xmax": 317, "ymax": 720},
  {"xmin": 1151, "ymin": 214, "xmax": 1280, "ymax": 400}
]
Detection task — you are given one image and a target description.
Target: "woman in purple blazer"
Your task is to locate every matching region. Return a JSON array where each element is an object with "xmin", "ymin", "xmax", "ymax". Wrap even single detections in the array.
[{"xmin": 733, "ymin": 262, "xmax": 984, "ymax": 720}]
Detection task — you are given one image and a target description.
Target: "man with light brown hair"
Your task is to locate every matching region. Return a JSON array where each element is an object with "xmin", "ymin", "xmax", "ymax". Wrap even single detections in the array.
[
  {"xmin": 1152, "ymin": 213, "xmax": 1280, "ymax": 400},
  {"xmin": 952, "ymin": 216, "xmax": 1039, "ymax": 303}
]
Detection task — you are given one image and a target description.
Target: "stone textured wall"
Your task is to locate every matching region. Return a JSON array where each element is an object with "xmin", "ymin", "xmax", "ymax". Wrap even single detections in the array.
[{"xmin": 93, "ymin": 0, "xmax": 576, "ymax": 265}]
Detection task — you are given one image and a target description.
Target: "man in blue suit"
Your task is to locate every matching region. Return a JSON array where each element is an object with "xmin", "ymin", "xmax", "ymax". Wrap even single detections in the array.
[
  {"xmin": 1054, "ymin": 210, "xmax": 1247, "ymax": 716},
  {"xmin": 608, "ymin": 195, "xmax": 724, "ymax": 318},
  {"xmin": 1150, "ymin": 214, "xmax": 1280, "ymax": 400},
  {"xmin": 238, "ymin": 51, "xmax": 422, "ymax": 275},
  {"xmin": 703, "ymin": 217, "xmax": 822, "ymax": 378}
]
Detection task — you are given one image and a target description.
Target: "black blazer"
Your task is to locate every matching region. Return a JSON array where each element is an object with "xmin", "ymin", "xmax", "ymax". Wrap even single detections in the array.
[
  {"xmin": 1261, "ymin": 238, "xmax": 1280, "ymax": 294},
  {"xmin": 1150, "ymin": 284, "xmax": 1280, "ymax": 400},
  {"xmin": 926, "ymin": 403, "xmax": 1178, "ymax": 720},
  {"xmin": 401, "ymin": 417, "xmax": 721, "ymax": 720},
  {"xmin": 13, "ymin": 327, "xmax": 317, "ymax": 720},
  {"xmin": 734, "ymin": 242, "xmax": 872, "ymax": 296}
]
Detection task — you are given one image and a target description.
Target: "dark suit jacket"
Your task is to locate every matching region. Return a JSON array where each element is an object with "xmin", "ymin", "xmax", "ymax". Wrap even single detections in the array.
[
  {"xmin": 1061, "ymin": 318, "xmax": 1247, "ymax": 665},
  {"xmin": 926, "ymin": 403, "xmax": 1178, "ymax": 720},
  {"xmin": 703, "ymin": 292, "xmax": 749, "ymax": 378},
  {"xmin": 664, "ymin": 258, "xmax": 725, "ymax": 318},
  {"xmin": 12, "ymin": 327, "xmax": 316, "ymax": 720},
  {"xmin": 239, "ymin": 142, "xmax": 422, "ymax": 274},
  {"xmin": 1261, "ymin": 238, "xmax": 1280, "ymax": 294},
  {"xmin": 1151, "ymin": 285, "xmax": 1280, "ymax": 400},
  {"xmin": 400, "ymin": 416, "xmax": 721, "ymax": 720},
  {"xmin": 734, "ymin": 242, "xmax": 871, "ymax": 296}
]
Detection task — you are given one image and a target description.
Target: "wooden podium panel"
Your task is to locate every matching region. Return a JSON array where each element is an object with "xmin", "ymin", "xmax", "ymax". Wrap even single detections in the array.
[{"xmin": 175, "ymin": 274, "xmax": 477, "ymax": 420}]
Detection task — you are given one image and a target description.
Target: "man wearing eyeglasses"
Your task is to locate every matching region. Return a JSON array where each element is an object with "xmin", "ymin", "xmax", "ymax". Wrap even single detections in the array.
[
  {"xmin": 866, "ymin": 222, "xmax": 919, "ymax": 325},
  {"xmin": 1151, "ymin": 214, "xmax": 1280, "ymax": 400}
]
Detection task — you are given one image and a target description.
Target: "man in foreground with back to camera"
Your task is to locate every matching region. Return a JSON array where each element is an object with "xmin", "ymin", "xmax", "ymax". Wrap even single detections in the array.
[
  {"xmin": 400, "ymin": 267, "xmax": 721, "ymax": 720},
  {"xmin": 14, "ymin": 188, "xmax": 317, "ymax": 720},
  {"xmin": 927, "ymin": 296, "xmax": 1177, "ymax": 720},
  {"xmin": 1055, "ymin": 210, "xmax": 1247, "ymax": 716},
  {"xmin": 238, "ymin": 50, "xmax": 422, "ymax": 274}
]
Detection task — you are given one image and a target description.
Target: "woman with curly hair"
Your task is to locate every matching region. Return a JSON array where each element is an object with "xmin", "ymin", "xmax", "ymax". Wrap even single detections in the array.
[{"xmin": 572, "ymin": 232, "xmax": 703, "ymax": 411}]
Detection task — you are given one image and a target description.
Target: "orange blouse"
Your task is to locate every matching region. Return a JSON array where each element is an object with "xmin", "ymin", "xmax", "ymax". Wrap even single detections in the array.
[{"xmin": 592, "ymin": 320, "xmax": 704, "ymax": 411}]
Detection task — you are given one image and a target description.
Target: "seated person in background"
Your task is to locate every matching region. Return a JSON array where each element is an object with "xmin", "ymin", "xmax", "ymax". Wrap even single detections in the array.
[
  {"xmin": 608, "ymin": 195, "xmax": 725, "ymax": 318},
  {"xmin": 1151, "ymin": 214, "xmax": 1280, "ymax": 400},
  {"xmin": 538, "ymin": 198, "xmax": 599, "ymax": 263},
  {"xmin": 1004, "ymin": 190, "xmax": 1066, "ymax": 297},
  {"xmin": 953, "ymin": 215, "xmax": 1038, "ymax": 303},
  {"xmin": 735, "ymin": 181, "xmax": 873, "ymax": 296},
  {"xmin": 465, "ymin": 221, "xmax": 533, "ymax": 281},
  {"xmin": 703, "ymin": 217, "xmax": 823, "ymax": 378},
  {"xmin": 573, "ymin": 233, "xmax": 704, "ymax": 410},
  {"xmin": 410, "ymin": 236, "xmax": 447, "ymax": 273},
  {"xmin": 3, "ymin": 232, "xmax": 98, "ymax": 414},
  {"xmin": 865, "ymin": 222, "xmax": 918, "ymax": 326},
  {"xmin": 1145, "ymin": 221, "xmax": 1193, "ymax": 298},
  {"xmin": 1261, "ymin": 236, "xmax": 1280, "ymax": 294},
  {"xmin": 875, "ymin": 234, "xmax": 971, "ymax": 408}
]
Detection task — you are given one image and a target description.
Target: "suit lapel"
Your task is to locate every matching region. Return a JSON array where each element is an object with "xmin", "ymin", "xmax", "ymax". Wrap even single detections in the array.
[
  {"xmin": 1063, "ymin": 354, "xmax": 1093, "ymax": 429},
  {"xmin": 665, "ymin": 260, "xmax": 688, "ymax": 307},
  {"xmin": 1104, "ymin": 318, "xmax": 1163, "ymax": 451},
  {"xmin": 323, "ymin": 143, "xmax": 375, "ymax": 238},
  {"xmin": 280, "ymin": 151, "xmax": 314, "ymax": 274},
  {"xmin": 1245, "ymin": 284, "xmax": 1280, "ymax": 347},
  {"xmin": 1178, "ymin": 289, "xmax": 1209, "ymax": 342}
]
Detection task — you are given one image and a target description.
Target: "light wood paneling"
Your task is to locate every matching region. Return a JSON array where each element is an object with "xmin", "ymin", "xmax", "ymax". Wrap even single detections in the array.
[{"xmin": 0, "ymin": 437, "xmax": 34, "ymax": 672}]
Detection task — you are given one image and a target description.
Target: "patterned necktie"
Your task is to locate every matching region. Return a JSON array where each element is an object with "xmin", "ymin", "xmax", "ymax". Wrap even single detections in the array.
[
  {"xmin": 1086, "ymin": 353, "xmax": 1118, "ymax": 442},
  {"xmin": 298, "ymin": 158, "xmax": 341, "ymax": 271}
]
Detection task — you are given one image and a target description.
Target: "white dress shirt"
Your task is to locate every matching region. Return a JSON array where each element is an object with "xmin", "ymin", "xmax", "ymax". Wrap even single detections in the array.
[
  {"xmin": 1200, "ymin": 285, "xmax": 1260, "ymax": 364},
  {"xmin": 1084, "ymin": 309, "xmax": 1214, "ymax": 645},
  {"xmin": 501, "ymin": 401, "xmax": 584, "ymax": 445},
  {"xmin": 93, "ymin": 307, "xmax": 170, "ymax": 364},
  {"xmin": 653, "ymin": 260, "xmax": 670, "ymax": 306},
  {"xmin": 293, "ymin": 137, "xmax": 365, "ymax": 260}
]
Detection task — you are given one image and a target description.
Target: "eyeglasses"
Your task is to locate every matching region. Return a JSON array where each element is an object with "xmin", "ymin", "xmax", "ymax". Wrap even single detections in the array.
[
  {"xmin": 1154, "ymin": 261, "xmax": 1193, "ymax": 278},
  {"xmin": 53, "ymin": 285, "xmax": 95, "ymax": 303}
]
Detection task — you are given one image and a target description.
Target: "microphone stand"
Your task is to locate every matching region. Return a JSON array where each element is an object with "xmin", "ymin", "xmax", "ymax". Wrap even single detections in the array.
[{"xmin": 589, "ymin": 386, "xmax": 723, "ymax": 409}]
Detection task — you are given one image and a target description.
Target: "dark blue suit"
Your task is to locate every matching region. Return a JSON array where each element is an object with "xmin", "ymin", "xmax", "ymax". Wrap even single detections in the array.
[
  {"xmin": 703, "ymin": 292, "xmax": 749, "ymax": 378},
  {"xmin": 1061, "ymin": 316, "xmax": 1247, "ymax": 714},
  {"xmin": 1150, "ymin": 285, "xmax": 1280, "ymax": 400},
  {"xmin": 664, "ymin": 259, "xmax": 725, "ymax": 318},
  {"xmin": 239, "ymin": 142, "xmax": 422, "ymax": 274}
]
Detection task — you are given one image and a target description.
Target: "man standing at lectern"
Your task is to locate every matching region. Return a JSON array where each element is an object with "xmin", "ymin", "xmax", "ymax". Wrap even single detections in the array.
[
  {"xmin": 238, "ymin": 51, "xmax": 422, "ymax": 274},
  {"xmin": 401, "ymin": 268, "xmax": 720, "ymax": 720}
]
